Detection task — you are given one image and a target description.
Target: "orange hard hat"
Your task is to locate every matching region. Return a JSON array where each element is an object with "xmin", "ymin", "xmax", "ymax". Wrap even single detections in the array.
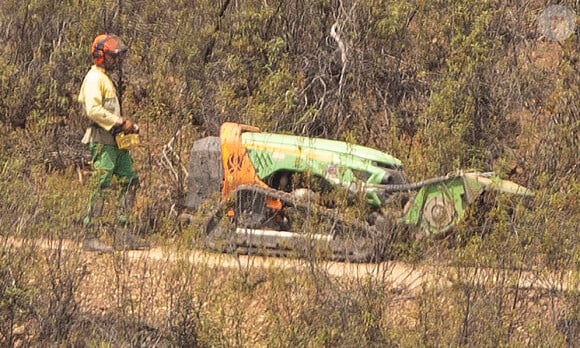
[{"xmin": 90, "ymin": 34, "xmax": 128, "ymax": 65}]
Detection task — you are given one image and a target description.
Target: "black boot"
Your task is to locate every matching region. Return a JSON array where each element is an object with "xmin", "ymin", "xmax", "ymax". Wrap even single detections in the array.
[
  {"xmin": 82, "ymin": 236, "xmax": 114, "ymax": 253},
  {"xmin": 82, "ymin": 223, "xmax": 114, "ymax": 253},
  {"xmin": 114, "ymin": 230, "xmax": 150, "ymax": 251}
]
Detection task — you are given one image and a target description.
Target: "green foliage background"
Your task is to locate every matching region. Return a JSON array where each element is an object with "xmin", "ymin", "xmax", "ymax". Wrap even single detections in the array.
[{"xmin": 0, "ymin": 0, "xmax": 578, "ymax": 346}]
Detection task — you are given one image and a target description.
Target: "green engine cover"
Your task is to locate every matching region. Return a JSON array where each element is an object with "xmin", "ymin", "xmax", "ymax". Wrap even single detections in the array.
[{"xmin": 241, "ymin": 131, "xmax": 404, "ymax": 205}]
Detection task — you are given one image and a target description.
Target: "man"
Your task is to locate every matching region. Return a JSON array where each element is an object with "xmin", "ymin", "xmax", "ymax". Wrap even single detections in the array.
[{"xmin": 78, "ymin": 33, "xmax": 148, "ymax": 252}]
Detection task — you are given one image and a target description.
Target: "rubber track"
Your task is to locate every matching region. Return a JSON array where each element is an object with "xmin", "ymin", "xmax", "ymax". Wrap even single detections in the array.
[
  {"xmin": 202, "ymin": 185, "xmax": 383, "ymax": 260},
  {"xmin": 233, "ymin": 184, "xmax": 377, "ymax": 234}
]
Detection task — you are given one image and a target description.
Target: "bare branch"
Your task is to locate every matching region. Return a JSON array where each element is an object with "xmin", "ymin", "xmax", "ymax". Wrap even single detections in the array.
[{"xmin": 330, "ymin": 22, "xmax": 347, "ymax": 95}]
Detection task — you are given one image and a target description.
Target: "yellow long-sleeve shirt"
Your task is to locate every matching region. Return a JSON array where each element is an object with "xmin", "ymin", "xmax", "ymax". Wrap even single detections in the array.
[{"xmin": 78, "ymin": 65, "xmax": 122, "ymax": 145}]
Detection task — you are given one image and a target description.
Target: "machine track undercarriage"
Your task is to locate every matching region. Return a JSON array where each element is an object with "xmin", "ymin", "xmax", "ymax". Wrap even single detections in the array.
[{"xmin": 181, "ymin": 123, "xmax": 532, "ymax": 262}]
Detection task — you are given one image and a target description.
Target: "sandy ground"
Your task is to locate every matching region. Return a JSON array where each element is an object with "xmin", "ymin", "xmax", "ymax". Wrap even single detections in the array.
[
  {"xmin": 3, "ymin": 235, "xmax": 577, "ymax": 347},
  {"xmin": 5, "ymin": 236, "xmax": 577, "ymax": 294}
]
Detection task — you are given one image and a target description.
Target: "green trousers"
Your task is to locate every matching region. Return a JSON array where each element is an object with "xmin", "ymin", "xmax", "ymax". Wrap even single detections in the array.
[{"xmin": 83, "ymin": 143, "xmax": 139, "ymax": 228}]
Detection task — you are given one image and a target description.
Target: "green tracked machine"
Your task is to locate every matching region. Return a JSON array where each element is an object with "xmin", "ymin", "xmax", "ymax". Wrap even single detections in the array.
[{"xmin": 181, "ymin": 122, "xmax": 532, "ymax": 261}]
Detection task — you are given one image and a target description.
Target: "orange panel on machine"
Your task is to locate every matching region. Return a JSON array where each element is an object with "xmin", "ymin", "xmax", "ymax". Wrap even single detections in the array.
[{"xmin": 219, "ymin": 123, "xmax": 268, "ymax": 201}]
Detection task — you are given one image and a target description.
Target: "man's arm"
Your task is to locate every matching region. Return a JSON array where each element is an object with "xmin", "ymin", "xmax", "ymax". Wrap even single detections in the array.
[{"xmin": 80, "ymin": 73, "xmax": 123, "ymax": 131}]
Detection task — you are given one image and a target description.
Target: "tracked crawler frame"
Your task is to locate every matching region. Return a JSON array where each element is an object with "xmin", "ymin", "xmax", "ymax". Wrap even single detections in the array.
[{"xmin": 182, "ymin": 123, "xmax": 532, "ymax": 262}]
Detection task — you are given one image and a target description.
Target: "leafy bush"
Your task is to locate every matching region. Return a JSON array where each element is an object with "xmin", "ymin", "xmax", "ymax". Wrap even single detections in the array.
[{"xmin": 0, "ymin": 0, "xmax": 577, "ymax": 346}]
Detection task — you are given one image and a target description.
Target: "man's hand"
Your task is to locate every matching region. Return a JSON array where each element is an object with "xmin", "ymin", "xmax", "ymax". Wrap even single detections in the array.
[
  {"xmin": 110, "ymin": 118, "xmax": 125, "ymax": 136},
  {"xmin": 121, "ymin": 119, "xmax": 139, "ymax": 134},
  {"xmin": 111, "ymin": 118, "xmax": 139, "ymax": 135}
]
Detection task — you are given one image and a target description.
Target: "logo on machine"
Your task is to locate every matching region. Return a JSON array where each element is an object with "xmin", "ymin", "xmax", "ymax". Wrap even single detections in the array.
[
  {"xmin": 227, "ymin": 154, "xmax": 243, "ymax": 173},
  {"xmin": 326, "ymin": 164, "xmax": 338, "ymax": 177}
]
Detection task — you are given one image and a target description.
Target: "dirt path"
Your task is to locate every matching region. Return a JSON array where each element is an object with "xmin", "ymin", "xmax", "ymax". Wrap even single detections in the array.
[{"xmin": 5, "ymin": 237, "xmax": 577, "ymax": 293}]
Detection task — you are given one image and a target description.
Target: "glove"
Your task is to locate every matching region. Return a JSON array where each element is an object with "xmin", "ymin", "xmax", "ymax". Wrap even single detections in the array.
[
  {"xmin": 111, "ymin": 118, "xmax": 139, "ymax": 136},
  {"xmin": 121, "ymin": 119, "xmax": 140, "ymax": 134},
  {"xmin": 110, "ymin": 120, "xmax": 124, "ymax": 136}
]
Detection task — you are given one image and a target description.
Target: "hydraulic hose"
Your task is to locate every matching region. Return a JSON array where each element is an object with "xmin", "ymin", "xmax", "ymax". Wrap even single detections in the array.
[
  {"xmin": 378, "ymin": 171, "xmax": 494, "ymax": 193},
  {"xmin": 379, "ymin": 175, "xmax": 459, "ymax": 193}
]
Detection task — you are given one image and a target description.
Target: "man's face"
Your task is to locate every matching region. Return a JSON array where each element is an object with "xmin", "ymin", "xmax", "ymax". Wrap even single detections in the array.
[{"xmin": 103, "ymin": 52, "xmax": 125, "ymax": 71}]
